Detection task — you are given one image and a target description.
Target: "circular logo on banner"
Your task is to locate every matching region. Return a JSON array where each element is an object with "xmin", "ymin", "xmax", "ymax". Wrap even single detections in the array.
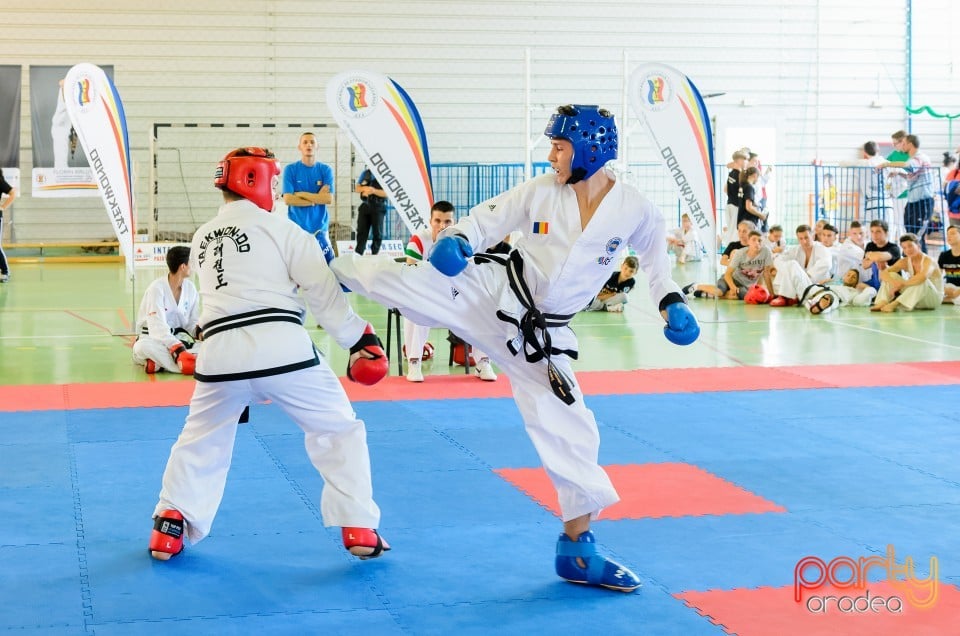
[
  {"xmin": 638, "ymin": 73, "xmax": 673, "ymax": 112},
  {"xmin": 336, "ymin": 77, "xmax": 378, "ymax": 119}
]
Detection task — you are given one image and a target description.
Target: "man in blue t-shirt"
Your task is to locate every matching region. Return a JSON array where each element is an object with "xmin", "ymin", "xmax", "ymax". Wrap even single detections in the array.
[{"xmin": 282, "ymin": 132, "xmax": 335, "ymax": 262}]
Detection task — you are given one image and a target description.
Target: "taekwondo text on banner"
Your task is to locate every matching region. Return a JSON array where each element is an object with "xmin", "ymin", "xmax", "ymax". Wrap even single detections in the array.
[
  {"xmin": 629, "ymin": 63, "xmax": 717, "ymax": 253},
  {"xmin": 63, "ymin": 63, "xmax": 136, "ymax": 277},
  {"xmin": 326, "ymin": 70, "xmax": 434, "ymax": 236}
]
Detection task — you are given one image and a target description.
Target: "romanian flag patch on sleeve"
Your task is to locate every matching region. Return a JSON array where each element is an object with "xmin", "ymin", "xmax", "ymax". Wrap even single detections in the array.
[{"xmin": 532, "ymin": 221, "xmax": 549, "ymax": 234}]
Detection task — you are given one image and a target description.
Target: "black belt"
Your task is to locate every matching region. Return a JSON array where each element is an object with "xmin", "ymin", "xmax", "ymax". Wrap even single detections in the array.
[
  {"xmin": 474, "ymin": 250, "xmax": 578, "ymax": 404},
  {"xmin": 798, "ymin": 283, "xmax": 831, "ymax": 306},
  {"xmin": 200, "ymin": 307, "xmax": 305, "ymax": 340}
]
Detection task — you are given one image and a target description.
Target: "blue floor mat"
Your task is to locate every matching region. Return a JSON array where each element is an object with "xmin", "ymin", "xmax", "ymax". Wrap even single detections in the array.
[{"xmin": 1, "ymin": 384, "xmax": 958, "ymax": 633}]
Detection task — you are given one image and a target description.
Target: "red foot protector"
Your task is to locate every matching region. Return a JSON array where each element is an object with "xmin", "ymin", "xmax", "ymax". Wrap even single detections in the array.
[
  {"xmin": 342, "ymin": 527, "xmax": 390, "ymax": 560},
  {"xmin": 495, "ymin": 463, "xmax": 786, "ymax": 519},
  {"xmin": 676, "ymin": 581, "xmax": 960, "ymax": 636},
  {"xmin": 149, "ymin": 510, "xmax": 184, "ymax": 560}
]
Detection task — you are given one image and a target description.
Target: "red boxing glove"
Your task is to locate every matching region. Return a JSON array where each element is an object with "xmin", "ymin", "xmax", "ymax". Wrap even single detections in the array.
[
  {"xmin": 347, "ymin": 324, "xmax": 388, "ymax": 386},
  {"xmin": 169, "ymin": 343, "xmax": 196, "ymax": 376}
]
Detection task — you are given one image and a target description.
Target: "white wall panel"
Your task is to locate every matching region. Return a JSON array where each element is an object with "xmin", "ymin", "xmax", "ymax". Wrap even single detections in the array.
[{"xmin": 3, "ymin": 0, "xmax": 956, "ymax": 242}]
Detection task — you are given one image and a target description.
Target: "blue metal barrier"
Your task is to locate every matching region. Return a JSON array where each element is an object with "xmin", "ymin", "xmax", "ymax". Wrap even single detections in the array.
[{"xmin": 379, "ymin": 162, "xmax": 947, "ymax": 251}]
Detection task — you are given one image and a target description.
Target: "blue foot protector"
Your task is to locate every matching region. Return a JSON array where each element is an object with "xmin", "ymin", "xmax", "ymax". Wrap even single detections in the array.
[{"xmin": 555, "ymin": 531, "xmax": 641, "ymax": 592}]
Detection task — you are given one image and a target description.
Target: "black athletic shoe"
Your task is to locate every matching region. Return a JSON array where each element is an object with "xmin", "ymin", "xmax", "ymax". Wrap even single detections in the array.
[{"xmin": 681, "ymin": 283, "xmax": 695, "ymax": 296}]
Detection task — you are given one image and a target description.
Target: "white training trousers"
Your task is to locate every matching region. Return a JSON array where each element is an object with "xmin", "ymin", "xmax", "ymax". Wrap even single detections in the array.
[
  {"xmin": 154, "ymin": 362, "xmax": 380, "ymax": 544},
  {"xmin": 332, "ymin": 254, "xmax": 619, "ymax": 521}
]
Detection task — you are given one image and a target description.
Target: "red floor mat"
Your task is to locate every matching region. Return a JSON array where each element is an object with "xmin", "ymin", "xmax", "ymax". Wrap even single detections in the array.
[
  {"xmin": 784, "ymin": 362, "xmax": 960, "ymax": 388},
  {"xmin": 4, "ymin": 361, "xmax": 960, "ymax": 412},
  {"xmin": 64, "ymin": 381, "xmax": 196, "ymax": 410},
  {"xmin": 676, "ymin": 581, "xmax": 960, "ymax": 636},
  {"xmin": 495, "ymin": 462, "xmax": 785, "ymax": 519}
]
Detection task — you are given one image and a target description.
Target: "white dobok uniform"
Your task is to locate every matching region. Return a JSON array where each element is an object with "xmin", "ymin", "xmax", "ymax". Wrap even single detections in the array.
[
  {"xmin": 773, "ymin": 242, "xmax": 833, "ymax": 299},
  {"xmin": 800, "ymin": 282, "xmax": 877, "ymax": 314},
  {"xmin": 668, "ymin": 227, "xmax": 704, "ymax": 262},
  {"xmin": 132, "ymin": 276, "xmax": 200, "ymax": 373},
  {"xmin": 826, "ymin": 242, "xmax": 865, "ymax": 283},
  {"xmin": 332, "ymin": 170, "xmax": 681, "ymax": 522},
  {"xmin": 154, "ymin": 199, "xmax": 380, "ymax": 544}
]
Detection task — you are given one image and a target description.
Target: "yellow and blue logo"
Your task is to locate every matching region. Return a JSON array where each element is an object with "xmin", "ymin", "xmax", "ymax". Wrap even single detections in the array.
[{"xmin": 76, "ymin": 78, "xmax": 93, "ymax": 107}]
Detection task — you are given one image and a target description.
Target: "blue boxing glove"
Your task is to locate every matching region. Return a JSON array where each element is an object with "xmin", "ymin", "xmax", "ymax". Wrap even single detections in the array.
[
  {"xmin": 664, "ymin": 302, "xmax": 700, "ymax": 346},
  {"xmin": 430, "ymin": 234, "xmax": 474, "ymax": 277}
]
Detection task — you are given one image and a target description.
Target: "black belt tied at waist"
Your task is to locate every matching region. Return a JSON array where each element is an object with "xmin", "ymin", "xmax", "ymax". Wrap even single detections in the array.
[
  {"xmin": 474, "ymin": 250, "xmax": 578, "ymax": 405},
  {"xmin": 199, "ymin": 307, "xmax": 305, "ymax": 340}
]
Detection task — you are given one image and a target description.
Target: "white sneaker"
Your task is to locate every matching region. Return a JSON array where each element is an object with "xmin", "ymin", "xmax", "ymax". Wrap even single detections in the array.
[
  {"xmin": 406, "ymin": 358, "xmax": 424, "ymax": 383},
  {"xmin": 0, "ymin": 273, "xmax": 8, "ymax": 283},
  {"xmin": 606, "ymin": 303, "xmax": 624, "ymax": 312},
  {"xmin": 474, "ymin": 358, "xmax": 497, "ymax": 381}
]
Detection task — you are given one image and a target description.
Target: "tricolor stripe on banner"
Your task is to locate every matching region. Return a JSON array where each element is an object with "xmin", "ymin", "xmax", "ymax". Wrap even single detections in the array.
[
  {"xmin": 629, "ymin": 63, "xmax": 716, "ymax": 257},
  {"xmin": 35, "ymin": 183, "xmax": 99, "ymax": 191},
  {"xmin": 64, "ymin": 63, "xmax": 135, "ymax": 276},
  {"xmin": 327, "ymin": 71, "xmax": 434, "ymax": 235},
  {"xmin": 383, "ymin": 81, "xmax": 432, "ymax": 211}
]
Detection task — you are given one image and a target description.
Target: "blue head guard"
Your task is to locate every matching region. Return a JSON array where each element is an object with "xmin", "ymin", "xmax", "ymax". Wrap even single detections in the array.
[{"xmin": 543, "ymin": 104, "xmax": 618, "ymax": 184}]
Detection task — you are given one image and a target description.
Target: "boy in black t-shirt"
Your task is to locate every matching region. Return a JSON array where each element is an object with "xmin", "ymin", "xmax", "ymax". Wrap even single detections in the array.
[
  {"xmin": 940, "ymin": 224, "xmax": 960, "ymax": 304},
  {"xmin": 584, "ymin": 256, "xmax": 639, "ymax": 312},
  {"xmin": 862, "ymin": 219, "xmax": 902, "ymax": 291}
]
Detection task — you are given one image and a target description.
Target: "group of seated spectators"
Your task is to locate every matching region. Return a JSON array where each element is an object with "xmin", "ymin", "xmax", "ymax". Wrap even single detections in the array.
[{"xmin": 682, "ymin": 217, "xmax": 958, "ymax": 315}]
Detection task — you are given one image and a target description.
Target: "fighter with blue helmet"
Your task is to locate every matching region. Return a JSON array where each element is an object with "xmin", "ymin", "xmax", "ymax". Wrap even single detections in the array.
[{"xmin": 332, "ymin": 104, "xmax": 699, "ymax": 592}]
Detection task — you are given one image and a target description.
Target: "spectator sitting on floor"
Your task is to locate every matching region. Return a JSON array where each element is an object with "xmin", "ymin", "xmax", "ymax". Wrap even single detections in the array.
[
  {"xmin": 871, "ymin": 233, "xmax": 943, "ymax": 312},
  {"xmin": 666, "ymin": 213, "xmax": 704, "ymax": 264},
  {"xmin": 801, "ymin": 269, "xmax": 877, "ymax": 315},
  {"xmin": 683, "ymin": 230, "xmax": 774, "ymax": 301},
  {"xmin": 939, "ymin": 224, "xmax": 960, "ymax": 305},
  {"xmin": 845, "ymin": 220, "xmax": 867, "ymax": 250},
  {"xmin": 721, "ymin": 220, "xmax": 756, "ymax": 267},
  {"xmin": 862, "ymin": 219, "xmax": 902, "ymax": 291},
  {"xmin": 584, "ymin": 256, "xmax": 639, "ymax": 312},
  {"xmin": 819, "ymin": 223, "xmax": 863, "ymax": 283},
  {"xmin": 803, "ymin": 268, "xmax": 877, "ymax": 314},
  {"xmin": 769, "ymin": 224, "xmax": 832, "ymax": 306},
  {"xmin": 132, "ymin": 246, "xmax": 200, "ymax": 375},
  {"xmin": 813, "ymin": 219, "xmax": 828, "ymax": 242},
  {"xmin": 763, "ymin": 224, "xmax": 786, "ymax": 255}
]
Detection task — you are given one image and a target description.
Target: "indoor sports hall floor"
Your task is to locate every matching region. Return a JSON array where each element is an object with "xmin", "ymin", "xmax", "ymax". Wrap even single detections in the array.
[{"xmin": 2, "ymin": 259, "xmax": 960, "ymax": 635}]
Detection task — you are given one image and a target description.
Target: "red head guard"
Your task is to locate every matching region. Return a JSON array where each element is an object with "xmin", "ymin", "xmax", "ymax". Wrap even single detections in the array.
[
  {"xmin": 744, "ymin": 284, "xmax": 772, "ymax": 304},
  {"xmin": 214, "ymin": 147, "xmax": 280, "ymax": 212}
]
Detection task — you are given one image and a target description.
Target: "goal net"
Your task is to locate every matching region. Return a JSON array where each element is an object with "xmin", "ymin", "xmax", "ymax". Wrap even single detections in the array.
[{"xmin": 149, "ymin": 123, "xmax": 355, "ymax": 242}]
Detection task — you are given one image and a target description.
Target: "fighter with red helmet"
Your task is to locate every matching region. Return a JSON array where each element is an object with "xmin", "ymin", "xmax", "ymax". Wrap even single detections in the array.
[{"xmin": 149, "ymin": 147, "xmax": 389, "ymax": 562}]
